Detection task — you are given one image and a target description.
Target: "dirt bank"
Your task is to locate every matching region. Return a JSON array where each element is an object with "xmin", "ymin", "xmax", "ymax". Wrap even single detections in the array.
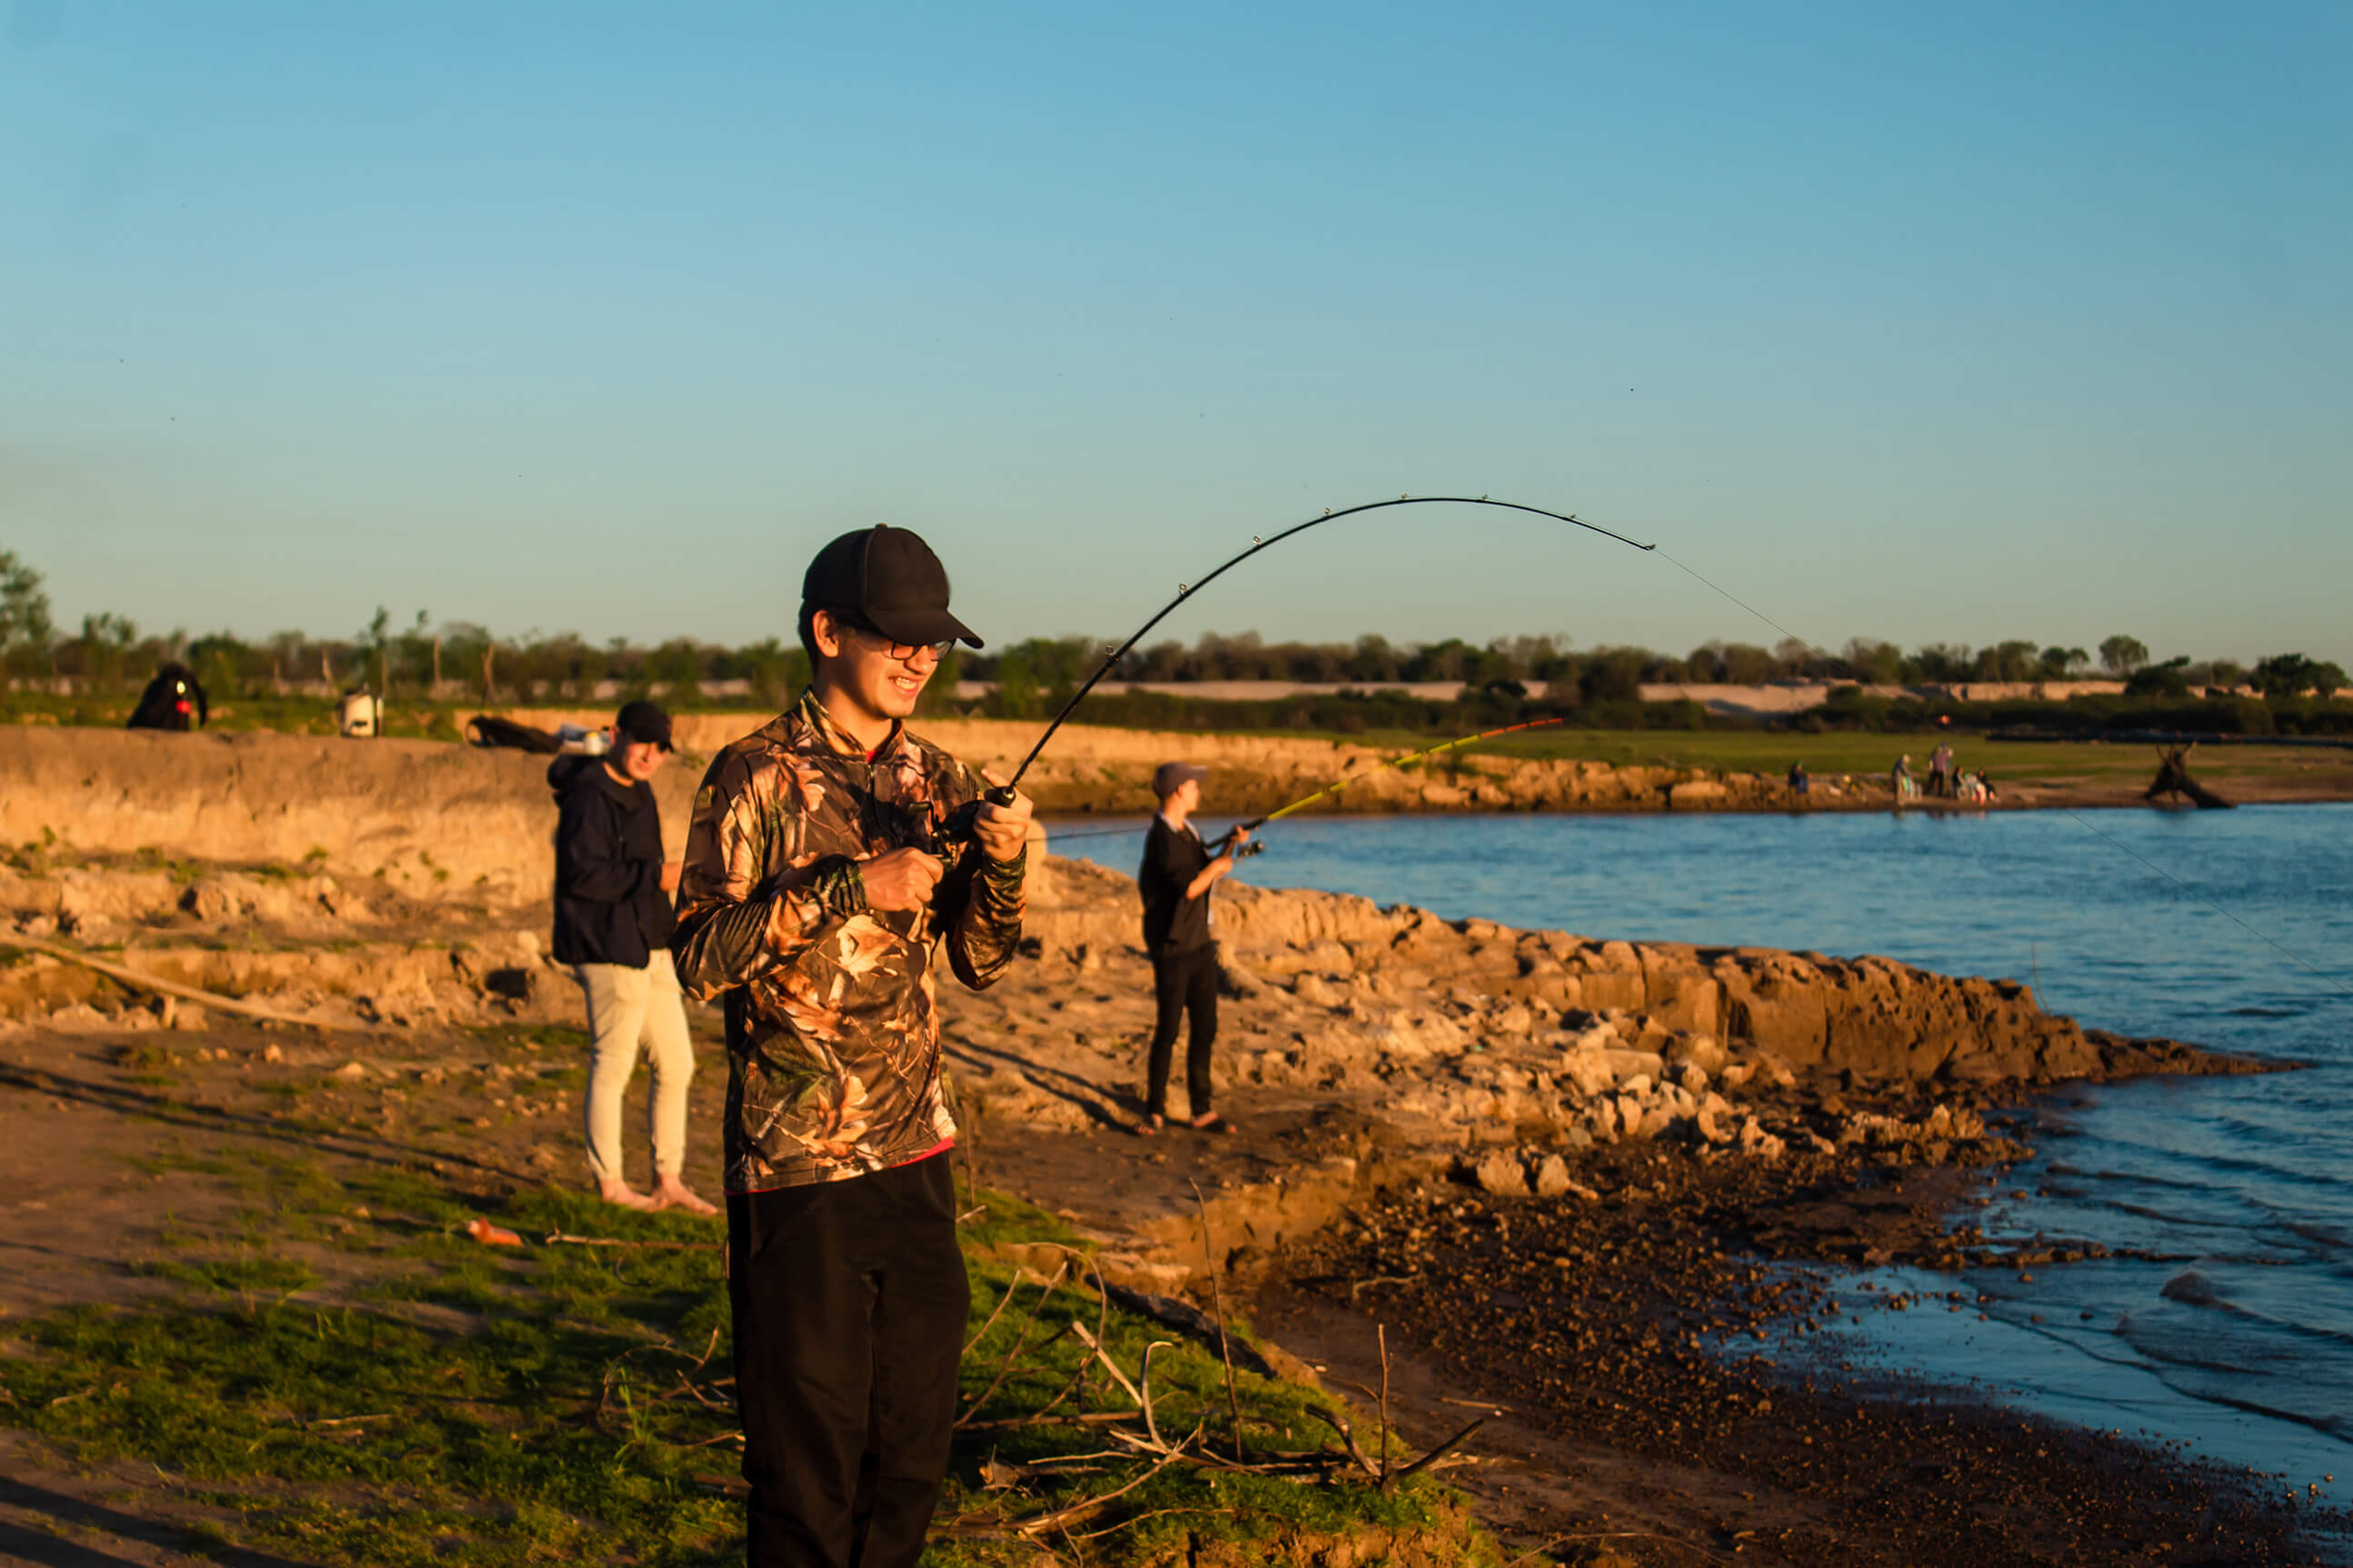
[{"xmin": 0, "ymin": 725, "xmax": 697, "ymax": 906}]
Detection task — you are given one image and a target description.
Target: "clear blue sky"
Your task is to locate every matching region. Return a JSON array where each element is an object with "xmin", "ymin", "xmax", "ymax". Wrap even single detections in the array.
[{"xmin": 4, "ymin": 1, "xmax": 2347, "ymax": 664}]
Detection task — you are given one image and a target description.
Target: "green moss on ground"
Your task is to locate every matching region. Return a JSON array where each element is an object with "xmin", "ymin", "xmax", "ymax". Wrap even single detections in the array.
[{"xmin": 0, "ymin": 1169, "xmax": 1489, "ymax": 1566}]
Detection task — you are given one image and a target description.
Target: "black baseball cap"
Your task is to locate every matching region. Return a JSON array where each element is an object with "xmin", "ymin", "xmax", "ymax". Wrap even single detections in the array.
[
  {"xmin": 615, "ymin": 699, "xmax": 673, "ymax": 752},
  {"xmin": 802, "ymin": 524, "xmax": 983, "ymax": 650},
  {"xmin": 1153, "ymin": 761, "xmax": 1208, "ymax": 798}
]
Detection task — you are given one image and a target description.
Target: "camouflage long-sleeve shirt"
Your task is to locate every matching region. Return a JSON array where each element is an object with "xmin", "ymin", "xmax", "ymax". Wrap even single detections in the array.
[{"xmin": 672, "ymin": 690, "xmax": 1026, "ymax": 1193}]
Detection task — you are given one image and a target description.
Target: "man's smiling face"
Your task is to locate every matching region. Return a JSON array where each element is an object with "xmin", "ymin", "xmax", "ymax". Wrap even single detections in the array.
[{"xmin": 813, "ymin": 612, "xmax": 941, "ymax": 730}]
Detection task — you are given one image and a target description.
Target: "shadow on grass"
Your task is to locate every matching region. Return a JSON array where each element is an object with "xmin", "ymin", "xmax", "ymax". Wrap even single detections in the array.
[{"xmin": 0, "ymin": 1473, "xmax": 328, "ymax": 1568}]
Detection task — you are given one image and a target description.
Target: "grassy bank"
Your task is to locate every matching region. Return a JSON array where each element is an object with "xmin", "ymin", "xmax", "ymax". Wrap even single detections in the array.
[
  {"xmin": 10, "ymin": 689, "xmax": 2347, "ymax": 804},
  {"xmin": 1323, "ymin": 726, "xmax": 2353, "ymax": 793},
  {"xmin": 0, "ymin": 1109, "xmax": 1481, "ymax": 1568}
]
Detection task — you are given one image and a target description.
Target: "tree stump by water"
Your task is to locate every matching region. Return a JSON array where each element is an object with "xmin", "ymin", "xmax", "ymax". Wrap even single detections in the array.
[{"xmin": 2147, "ymin": 743, "xmax": 2234, "ymax": 809}]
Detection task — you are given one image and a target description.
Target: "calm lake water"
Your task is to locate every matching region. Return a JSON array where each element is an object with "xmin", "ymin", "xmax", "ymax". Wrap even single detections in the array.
[{"xmin": 1049, "ymin": 804, "xmax": 2353, "ymax": 1507}]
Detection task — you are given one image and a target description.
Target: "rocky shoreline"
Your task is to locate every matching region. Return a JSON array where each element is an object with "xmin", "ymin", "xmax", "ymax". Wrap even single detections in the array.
[{"xmin": 949, "ymin": 855, "xmax": 2332, "ymax": 1563}]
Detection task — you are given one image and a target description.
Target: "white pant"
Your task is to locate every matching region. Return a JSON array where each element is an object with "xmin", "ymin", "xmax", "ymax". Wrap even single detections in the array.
[{"xmin": 573, "ymin": 951, "xmax": 695, "ymax": 1182}]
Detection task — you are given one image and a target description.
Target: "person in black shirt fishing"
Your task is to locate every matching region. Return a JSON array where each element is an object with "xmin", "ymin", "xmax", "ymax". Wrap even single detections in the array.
[{"xmin": 1135, "ymin": 762, "xmax": 1249, "ymax": 1134}]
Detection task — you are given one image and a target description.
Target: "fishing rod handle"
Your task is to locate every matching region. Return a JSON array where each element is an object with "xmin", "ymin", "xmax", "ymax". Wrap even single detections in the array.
[
  {"xmin": 1210, "ymin": 828, "xmax": 1267, "ymax": 858},
  {"xmin": 930, "ymin": 784, "xmax": 1020, "ymax": 857}
]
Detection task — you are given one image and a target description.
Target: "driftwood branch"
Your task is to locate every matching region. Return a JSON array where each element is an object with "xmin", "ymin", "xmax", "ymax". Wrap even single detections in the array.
[
  {"xmin": 1391, "ymin": 1415, "xmax": 1486, "ymax": 1481},
  {"xmin": 1189, "ymin": 1179, "xmax": 1247, "ymax": 1463},
  {"xmin": 1004, "ymin": 1429, "xmax": 1197, "ymax": 1534},
  {"xmin": 1307, "ymin": 1403, "xmax": 1382, "ymax": 1481},
  {"xmin": 1068, "ymin": 1321, "xmax": 1148, "ymax": 1411},
  {"xmin": 0, "ymin": 934, "xmax": 353, "ymax": 1032}
]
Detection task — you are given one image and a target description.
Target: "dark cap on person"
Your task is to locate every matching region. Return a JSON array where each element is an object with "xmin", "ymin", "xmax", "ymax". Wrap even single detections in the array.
[
  {"xmin": 802, "ymin": 524, "xmax": 983, "ymax": 650},
  {"xmin": 615, "ymin": 699, "xmax": 673, "ymax": 752},
  {"xmin": 1153, "ymin": 761, "xmax": 1208, "ymax": 798}
]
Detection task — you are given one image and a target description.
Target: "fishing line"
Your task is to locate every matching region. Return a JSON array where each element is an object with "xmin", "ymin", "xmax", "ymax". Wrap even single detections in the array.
[
  {"xmin": 1653, "ymin": 548, "xmax": 1825, "ymax": 658},
  {"xmin": 2057, "ymin": 810, "xmax": 2350, "ymax": 995},
  {"xmin": 1651, "ymin": 544, "xmax": 2349, "ymax": 994}
]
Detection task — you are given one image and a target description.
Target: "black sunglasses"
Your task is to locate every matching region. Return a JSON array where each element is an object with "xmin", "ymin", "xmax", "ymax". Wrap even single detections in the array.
[{"xmin": 826, "ymin": 613, "xmax": 956, "ymax": 661}]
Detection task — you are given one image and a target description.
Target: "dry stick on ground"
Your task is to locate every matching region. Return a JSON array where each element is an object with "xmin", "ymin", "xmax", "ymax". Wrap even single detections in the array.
[
  {"xmin": 963, "ymin": 1268, "xmax": 1028, "ymax": 1359},
  {"xmin": 1005, "ymin": 1428, "xmax": 1200, "ymax": 1536},
  {"xmin": 1187, "ymin": 1178, "xmax": 1248, "ymax": 1464},
  {"xmin": 1377, "ymin": 1323, "xmax": 1393, "ymax": 1490},
  {"xmin": 0, "ymin": 934, "xmax": 358, "ymax": 1032},
  {"xmin": 1023, "ymin": 1249, "xmax": 1115, "ymax": 1426},
  {"xmin": 1389, "ymin": 1416, "xmax": 1485, "ymax": 1482},
  {"xmin": 1067, "ymin": 1322, "xmax": 1148, "ymax": 1411},
  {"xmin": 544, "ymin": 1232, "xmax": 720, "ymax": 1251},
  {"xmin": 956, "ymin": 1411, "xmax": 1137, "ymax": 1434},
  {"xmin": 1135, "ymin": 1340, "xmax": 1176, "ymax": 1450},
  {"xmin": 956, "ymin": 1261, "xmax": 1071, "ymax": 1429},
  {"xmin": 1307, "ymin": 1404, "xmax": 1381, "ymax": 1482},
  {"xmin": 674, "ymin": 1372, "xmax": 730, "ymax": 1413}
]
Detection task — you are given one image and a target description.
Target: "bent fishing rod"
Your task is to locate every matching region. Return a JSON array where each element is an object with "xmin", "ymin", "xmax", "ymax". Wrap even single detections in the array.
[{"xmin": 932, "ymin": 496, "xmax": 1653, "ymax": 852}]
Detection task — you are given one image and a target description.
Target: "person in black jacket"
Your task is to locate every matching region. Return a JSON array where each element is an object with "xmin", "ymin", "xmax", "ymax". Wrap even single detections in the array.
[
  {"xmin": 125, "ymin": 663, "xmax": 207, "ymax": 731},
  {"xmin": 550, "ymin": 700, "xmax": 714, "ymax": 1214},
  {"xmin": 1135, "ymin": 761, "xmax": 1248, "ymax": 1134}
]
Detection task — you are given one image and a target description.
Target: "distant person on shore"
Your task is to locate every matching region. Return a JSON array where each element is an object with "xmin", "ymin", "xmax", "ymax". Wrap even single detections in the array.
[
  {"xmin": 1891, "ymin": 754, "xmax": 1916, "ymax": 801},
  {"xmin": 1136, "ymin": 762, "xmax": 1249, "ymax": 1135},
  {"xmin": 125, "ymin": 662, "xmax": 206, "ymax": 731},
  {"xmin": 548, "ymin": 699, "xmax": 714, "ymax": 1216},
  {"xmin": 1927, "ymin": 742, "xmax": 1954, "ymax": 798},
  {"xmin": 1787, "ymin": 761, "xmax": 1809, "ymax": 796},
  {"xmin": 671, "ymin": 524, "xmax": 1031, "ymax": 1568}
]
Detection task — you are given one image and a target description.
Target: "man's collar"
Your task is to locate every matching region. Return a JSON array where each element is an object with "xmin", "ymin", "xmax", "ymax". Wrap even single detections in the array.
[{"xmin": 794, "ymin": 687, "xmax": 906, "ymax": 762}]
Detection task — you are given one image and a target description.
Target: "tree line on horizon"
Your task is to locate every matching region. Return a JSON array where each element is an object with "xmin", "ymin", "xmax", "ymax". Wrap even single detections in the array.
[{"xmin": 1, "ymin": 548, "xmax": 2344, "ymax": 713}]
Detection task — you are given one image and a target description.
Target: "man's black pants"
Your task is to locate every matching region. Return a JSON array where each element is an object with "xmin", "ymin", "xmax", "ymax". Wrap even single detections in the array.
[
  {"xmin": 727, "ymin": 1154, "xmax": 970, "ymax": 1568},
  {"xmin": 1146, "ymin": 944, "xmax": 1219, "ymax": 1119}
]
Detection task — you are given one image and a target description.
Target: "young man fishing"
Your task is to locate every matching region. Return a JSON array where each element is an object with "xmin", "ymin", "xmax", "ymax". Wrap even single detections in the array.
[
  {"xmin": 671, "ymin": 524, "xmax": 1031, "ymax": 1568},
  {"xmin": 1135, "ymin": 762, "xmax": 1248, "ymax": 1134},
  {"xmin": 548, "ymin": 699, "xmax": 714, "ymax": 1214}
]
